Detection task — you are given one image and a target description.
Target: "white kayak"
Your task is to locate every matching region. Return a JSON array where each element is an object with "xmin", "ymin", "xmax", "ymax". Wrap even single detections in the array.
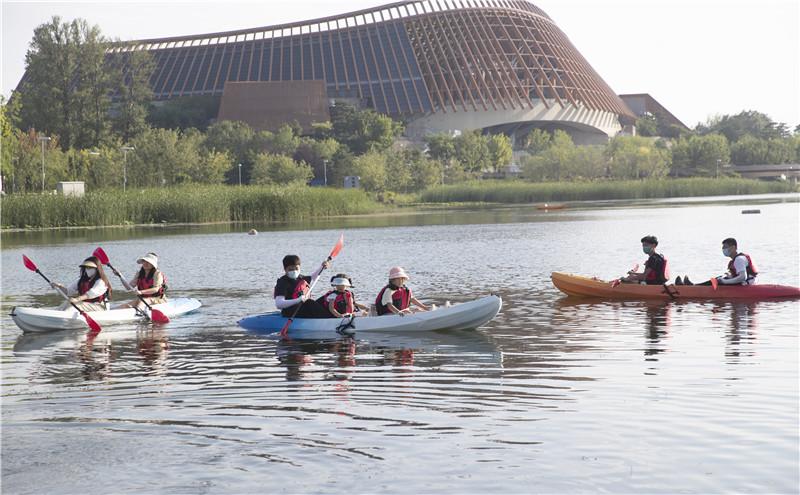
[
  {"xmin": 10, "ymin": 298, "xmax": 202, "ymax": 334},
  {"xmin": 238, "ymin": 295, "xmax": 502, "ymax": 339}
]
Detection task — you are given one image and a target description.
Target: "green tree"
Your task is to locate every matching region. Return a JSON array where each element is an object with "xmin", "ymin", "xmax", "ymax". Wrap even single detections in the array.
[
  {"xmin": 697, "ymin": 110, "xmax": 789, "ymax": 141},
  {"xmin": 523, "ymin": 128, "xmax": 552, "ymax": 154},
  {"xmin": 19, "ymin": 17, "xmax": 115, "ymax": 150},
  {"xmin": 204, "ymin": 120, "xmax": 256, "ymax": 183},
  {"xmin": 148, "ymin": 95, "xmax": 220, "ymax": 131},
  {"xmin": 349, "ymin": 151, "xmax": 388, "ymax": 192},
  {"xmin": 606, "ymin": 136, "xmax": 670, "ymax": 179},
  {"xmin": 487, "ymin": 134, "xmax": 513, "ymax": 174},
  {"xmin": 569, "ymin": 145, "xmax": 607, "ymax": 179},
  {"xmin": 671, "ymin": 134, "xmax": 730, "ymax": 176},
  {"xmin": 1, "ymin": 96, "xmax": 21, "ymax": 192},
  {"xmin": 7, "ymin": 129, "xmax": 68, "ymax": 192},
  {"xmin": 258, "ymin": 124, "xmax": 300, "ymax": 156},
  {"xmin": 294, "ymin": 137, "xmax": 340, "ymax": 184},
  {"xmin": 635, "ymin": 113, "xmax": 658, "ymax": 137},
  {"xmin": 521, "ymin": 130, "xmax": 574, "ymax": 181},
  {"xmin": 330, "ymin": 103, "xmax": 403, "ymax": 154},
  {"xmin": 454, "ymin": 131, "xmax": 490, "ymax": 176},
  {"xmin": 425, "ymin": 134, "xmax": 457, "ymax": 162},
  {"xmin": 111, "ymin": 49, "xmax": 155, "ymax": 142},
  {"xmin": 250, "ymin": 153, "xmax": 312, "ymax": 185}
]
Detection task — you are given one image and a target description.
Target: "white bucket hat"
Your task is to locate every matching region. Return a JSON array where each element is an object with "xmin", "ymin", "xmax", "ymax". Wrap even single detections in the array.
[
  {"xmin": 388, "ymin": 266, "xmax": 409, "ymax": 280},
  {"xmin": 330, "ymin": 277, "xmax": 352, "ymax": 287},
  {"xmin": 137, "ymin": 252, "xmax": 159, "ymax": 269}
]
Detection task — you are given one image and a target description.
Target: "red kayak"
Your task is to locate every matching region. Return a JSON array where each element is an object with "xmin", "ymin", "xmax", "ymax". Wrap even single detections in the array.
[{"xmin": 551, "ymin": 272, "xmax": 800, "ymax": 300}]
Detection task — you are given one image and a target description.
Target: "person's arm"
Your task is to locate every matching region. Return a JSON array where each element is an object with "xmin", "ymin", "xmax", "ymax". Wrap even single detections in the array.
[
  {"xmin": 410, "ymin": 296, "xmax": 429, "ymax": 311},
  {"xmin": 71, "ymin": 279, "xmax": 106, "ymax": 302},
  {"xmin": 328, "ymin": 300, "xmax": 344, "ymax": 317},
  {"xmin": 720, "ymin": 258, "xmax": 748, "ymax": 285}
]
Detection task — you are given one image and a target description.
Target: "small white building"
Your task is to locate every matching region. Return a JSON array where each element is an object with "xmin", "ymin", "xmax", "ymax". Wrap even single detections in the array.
[{"xmin": 56, "ymin": 181, "xmax": 85, "ymax": 197}]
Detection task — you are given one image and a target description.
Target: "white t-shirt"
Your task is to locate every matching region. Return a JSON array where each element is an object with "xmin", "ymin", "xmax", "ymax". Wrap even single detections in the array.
[
  {"xmin": 381, "ymin": 287, "xmax": 407, "ymax": 307},
  {"xmin": 68, "ymin": 279, "xmax": 108, "ymax": 299}
]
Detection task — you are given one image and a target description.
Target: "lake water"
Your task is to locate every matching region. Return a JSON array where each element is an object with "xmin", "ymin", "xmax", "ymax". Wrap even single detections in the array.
[{"xmin": 2, "ymin": 195, "xmax": 799, "ymax": 494}]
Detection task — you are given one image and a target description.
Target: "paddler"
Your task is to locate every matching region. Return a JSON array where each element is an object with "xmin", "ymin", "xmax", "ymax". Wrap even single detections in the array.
[
  {"xmin": 50, "ymin": 256, "xmax": 112, "ymax": 311},
  {"xmin": 375, "ymin": 267, "xmax": 430, "ymax": 316},
  {"xmin": 319, "ymin": 273, "xmax": 370, "ymax": 318},
  {"xmin": 274, "ymin": 254, "xmax": 331, "ymax": 318},
  {"xmin": 682, "ymin": 238, "xmax": 758, "ymax": 286},
  {"xmin": 619, "ymin": 235, "xmax": 668, "ymax": 285},
  {"xmin": 114, "ymin": 252, "xmax": 168, "ymax": 309}
]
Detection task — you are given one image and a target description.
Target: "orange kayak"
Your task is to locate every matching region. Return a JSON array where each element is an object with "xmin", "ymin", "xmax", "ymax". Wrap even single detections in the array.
[{"xmin": 551, "ymin": 272, "xmax": 800, "ymax": 300}]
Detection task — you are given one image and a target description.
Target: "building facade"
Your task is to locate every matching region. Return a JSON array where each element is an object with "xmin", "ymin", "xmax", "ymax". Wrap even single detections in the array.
[{"xmin": 109, "ymin": 0, "xmax": 635, "ymax": 142}]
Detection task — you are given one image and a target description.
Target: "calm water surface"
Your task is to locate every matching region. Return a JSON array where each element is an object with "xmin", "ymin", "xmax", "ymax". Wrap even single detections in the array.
[{"xmin": 2, "ymin": 196, "xmax": 799, "ymax": 494}]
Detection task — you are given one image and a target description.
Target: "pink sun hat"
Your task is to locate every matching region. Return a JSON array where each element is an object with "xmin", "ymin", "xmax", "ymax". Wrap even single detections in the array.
[{"xmin": 388, "ymin": 266, "xmax": 409, "ymax": 280}]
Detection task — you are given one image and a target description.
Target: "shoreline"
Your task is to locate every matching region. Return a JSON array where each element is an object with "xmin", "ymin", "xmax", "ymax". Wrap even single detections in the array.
[{"xmin": 3, "ymin": 191, "xmax": 797, "ymax": 234}]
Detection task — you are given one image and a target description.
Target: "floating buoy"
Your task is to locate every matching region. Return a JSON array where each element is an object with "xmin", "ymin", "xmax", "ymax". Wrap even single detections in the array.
[
  {"xmin": 536, "ymin": 203, "xmax": 566, "ymax": 211},
  {"xmin": 741, "ymin": 209, "xmax": 761, "ymax": 215},
  {"xmin": 248, "ymin": 229, "xmax": 258, "ymax": 235}
]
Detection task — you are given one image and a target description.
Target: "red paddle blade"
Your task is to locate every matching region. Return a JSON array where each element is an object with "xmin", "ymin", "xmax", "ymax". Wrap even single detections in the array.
[
  {"xmin": 279, "ymin": 319, "xmax": 292, "ymax": 337},
  {"xmin": 710, "ymin": 277, "xmax": 719, "ymax": 290},
  {"xmin": 632, "ymin": 263, "xmax": 640, "ymax": 273},
  {"xmin": 22, "ymin": 255, "xmax": 38, "ymax": 272},
  {"xmin": 93, "ymin": 247, "xmax": 110, "ymax": 265},
  {"xmin": 83, "ymin": 313, "xmax": 102, "ymax": 333},
  {"xmin": 329, "ymin": 234, "xmax": 344, "ymax": 260},
  {"xmin": 150, "ymin": 309, "xmax": 170, "ymax": 324}
]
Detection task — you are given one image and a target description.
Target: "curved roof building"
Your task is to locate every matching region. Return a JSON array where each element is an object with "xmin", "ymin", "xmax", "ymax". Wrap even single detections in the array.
[{"xmin": 111, "ymin": 0, "xmax": 635, "ymax": 141}]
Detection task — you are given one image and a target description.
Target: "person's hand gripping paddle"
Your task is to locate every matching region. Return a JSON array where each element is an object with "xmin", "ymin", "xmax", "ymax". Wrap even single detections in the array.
[
  {"xmin": 22, "ymin": 254, "xmax": 102, "ymax": 333},
  {"xmin": 280, "ymin": 234, "xmax": 344, "ymax": 338},
  {"xmin": 611, "ymin": 263, "xmax": 639, "ymax": 288},
  {"xmin": 93, "ymin": 247, "xmax": 170, "ymax": 323}
]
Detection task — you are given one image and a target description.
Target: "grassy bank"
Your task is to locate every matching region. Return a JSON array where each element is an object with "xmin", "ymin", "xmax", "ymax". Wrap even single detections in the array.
[
  {"xmin": 1, "ymin": 185, "xmax": 380, "ymax": 229},
  {"xmin": 418, "ymin": 178, "xmax": 797, "ymax": 204}
]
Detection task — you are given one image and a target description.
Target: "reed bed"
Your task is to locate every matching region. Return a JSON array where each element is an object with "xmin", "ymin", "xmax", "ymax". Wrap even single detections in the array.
[
  {"xmin": 1, "ymin": 185, "xmax": 379, "ymax": 229},
  {"xmin": 418, "ymin": 178, "xmax": 797, "ymax": 204}
]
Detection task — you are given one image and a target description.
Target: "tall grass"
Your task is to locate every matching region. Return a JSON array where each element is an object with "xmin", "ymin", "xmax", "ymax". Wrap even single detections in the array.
[
  {"xmin": 418, "ymin": 178, "xmax": 797, "ymax": 204},
  {"xmin": 1, "ymin": 185, "xmax": 380, "ymax": 229}
]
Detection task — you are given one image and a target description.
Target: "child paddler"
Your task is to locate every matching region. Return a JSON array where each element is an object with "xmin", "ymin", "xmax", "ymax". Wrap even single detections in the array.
[
  {"xmin": 50, "ymin": 256, "xmax": 112, "ymax": 312},
  {"xmin": 274, "ymin": 254, "xmax": 332, "ymax": 319},
  {"xmin": 319, "ymin": 273, "xmax": 370, "ymax": 318},
  {"xmin": 375, "ymin": 267, "xmax": 430, "ymax": 316},
  {"xmin": 114, "ymin": 253, "xmax": 168, "ymax": 310}
]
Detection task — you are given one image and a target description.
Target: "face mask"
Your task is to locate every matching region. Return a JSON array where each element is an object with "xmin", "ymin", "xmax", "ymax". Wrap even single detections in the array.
[
  {"xmin": 722, "ymin": 248, "xmax": 731, "ymax": 257},
  {"xmin": 642, "ymin": 246, "xmax": 653, "ymax": 255},
  {"xmin": 286, "ymin": 270, "xmax": 300, "ymax": 280},
  {"xmin": 85, "ymin": 268, "xmax": 97, "ymax": 277}
]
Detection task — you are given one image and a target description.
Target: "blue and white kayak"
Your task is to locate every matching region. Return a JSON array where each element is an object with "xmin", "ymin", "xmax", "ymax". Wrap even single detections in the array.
[
  {"xmin": 10, "ymin": 298, "xmax": 202, "ymax": 334},
  {"xmin": 238, "ymin": 295, "xmax": 502, "ymax": 339}
]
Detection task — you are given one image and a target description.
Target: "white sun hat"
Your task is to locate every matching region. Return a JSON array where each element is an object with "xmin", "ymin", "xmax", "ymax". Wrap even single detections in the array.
[{"xmin": 136, "ymin": 252, "xmax": 159, "ymax": 269}]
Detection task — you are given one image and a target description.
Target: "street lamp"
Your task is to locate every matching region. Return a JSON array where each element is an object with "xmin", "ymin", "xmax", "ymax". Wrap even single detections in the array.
[
  {"xmin": 120, "ymin": 146, "xmax": 134, "ymax": 192},
  {"xmin": 323, "ymin": 159, "xmax": 328, "ymax": 186},
  {"xmin": 716, "ymin": 159, "xmax": 722, "ymax": 178},
  {"xmin": 238, "ymin": 163, "xmax": 242, "ymax": 186},
  {"xmin": 38, "ymin": 135, "xmax": 51, "ymax": 192}
]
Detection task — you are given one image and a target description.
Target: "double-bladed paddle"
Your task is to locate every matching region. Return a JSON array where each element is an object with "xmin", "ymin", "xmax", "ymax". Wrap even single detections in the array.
[
  {"xmin": 93, "ymin": 247, "xmax": 170, "ymax": 323},
  {"xmin": 279, "ymin": 234, "xmax": 344, "ymax": 337},
  {"xmin": 22, "ymin": 254, "xmax": 102, "ymax": 333}
]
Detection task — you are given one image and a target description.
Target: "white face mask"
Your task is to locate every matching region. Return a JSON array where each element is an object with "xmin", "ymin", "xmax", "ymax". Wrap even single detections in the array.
[
  {"xmin": 286, "ymin": 270, "xmax": 300, "ymax": 280},
  {"xmin": 85, "ymin": 268, "xmax": 97, "ymax": 278}
]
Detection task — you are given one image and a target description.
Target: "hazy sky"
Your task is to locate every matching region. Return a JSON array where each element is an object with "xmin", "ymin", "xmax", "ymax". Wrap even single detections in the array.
[{"xmin": 2, "ymin": 0, "xmax": 798, "ymax": 128}]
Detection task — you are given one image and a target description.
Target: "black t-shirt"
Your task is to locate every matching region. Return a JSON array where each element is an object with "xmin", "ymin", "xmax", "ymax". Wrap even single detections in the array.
[
  {"xmin": 274, "ymin": 275, "xmax": 311, "ymax": 316},
  {"xmin": 644, "ymin": 253, "xmax": 667, "ymax": 285}
]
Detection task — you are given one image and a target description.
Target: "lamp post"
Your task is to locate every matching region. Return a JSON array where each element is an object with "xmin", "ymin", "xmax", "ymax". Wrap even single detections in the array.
[
  {"xmin": 38, "ymin": 136, "xmax": 51, "ymax": 192},
  {"xmin": 716, "ymin": 159, "xmax": 721, "ymax": 178},
  {"xmin": 323, "ymin": 159, "xmax": 328, "ymax": 186},
  {"xmin": 120, "ymin": 146, "xmax": 134, "ymax": 191},
  {"xmin": 238, "ymin": 163, "xmax": 242, "ymax": 186}
]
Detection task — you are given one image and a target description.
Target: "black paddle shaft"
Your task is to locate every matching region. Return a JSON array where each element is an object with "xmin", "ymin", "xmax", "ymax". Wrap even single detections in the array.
[{"xmin": 110, "ymin": 262, "xmax": 155, "ymax": 313}]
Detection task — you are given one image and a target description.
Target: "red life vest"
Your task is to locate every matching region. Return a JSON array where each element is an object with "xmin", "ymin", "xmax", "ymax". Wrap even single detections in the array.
[
  {"xmin": 78, "ymin": 277, "xmax": 108, "ymax": 303},
  {"xmin": 644, "ymin": 253, "xmax": 669, "ymax": 285},
  {"xmin": 320, "ymin": 290, "xmax": 355, "ymax": 315},
  {"xmin": 290, "ymin": 278, "xmax": 309, "ymax": 299},
  {"xmin": 375, "ymin": 285, "xmax": 412, "ymax": 315},
  {"xmin": 137, "ymin": 269, "xmax": 167, "ymax": 297},
  {"xmin": 728, "ymin": 253, "xmax": 758, "ymax": 280}
]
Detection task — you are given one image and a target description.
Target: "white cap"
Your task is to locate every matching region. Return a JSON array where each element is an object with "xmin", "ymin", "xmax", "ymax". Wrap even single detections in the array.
[{"xmin": 330, "ymin": 277, "xmax": 352, "ymax": 287}]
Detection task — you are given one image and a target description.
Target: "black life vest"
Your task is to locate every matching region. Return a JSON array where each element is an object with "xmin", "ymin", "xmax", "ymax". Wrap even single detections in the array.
[
  {"xmin": 375, "ymin": 285, "xmax": 412, "ymax": 315},
  {"xmin": 728, "ymin": 253, "xmax": 758, "ymax": 280},
  {"xmin": 319, "ymin": 290, "xmax": 355, "ymax": 315},
  {"xmin": 137, "ymin": 269, "xmax": 167, "ymax": 297},
  {"xmin": 78, "ymin": 277, "xmax": 109, "ymax": 303}
]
